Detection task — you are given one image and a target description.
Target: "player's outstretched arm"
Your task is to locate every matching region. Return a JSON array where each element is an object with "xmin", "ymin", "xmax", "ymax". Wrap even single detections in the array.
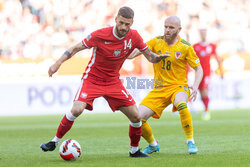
[
  {"xmin": 190, "ymin": 65, "xmax": 203, "ymax": 101},
  {"xmin": 127, "ymin": 48, "xmax": 141, "ymax": 59},
  {"xmin": 48, "ymin": 42, "xmax": 87, "ymax": 77},
  {"xmin": 141, "ymin": 48, "xmax": 170, "ymax": 63}
]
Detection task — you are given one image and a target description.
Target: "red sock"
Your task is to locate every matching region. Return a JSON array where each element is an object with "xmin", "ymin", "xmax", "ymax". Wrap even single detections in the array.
[
  {"xmin": 202, "ymin": 96, "xmax": 209, "ymax": 111},
  {"xmin": 129, "ymin": 125, "xmax": 142, "ymax": 147},
  {"xmin": 56, "ymin": 115, "xmax": 74, "ymax": 139}
]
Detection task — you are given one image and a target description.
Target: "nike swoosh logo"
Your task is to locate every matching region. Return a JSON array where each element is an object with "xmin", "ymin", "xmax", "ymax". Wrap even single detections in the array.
[{"xmin": 105, "ymin": 42, "xmax": 111, "ymax": 44}]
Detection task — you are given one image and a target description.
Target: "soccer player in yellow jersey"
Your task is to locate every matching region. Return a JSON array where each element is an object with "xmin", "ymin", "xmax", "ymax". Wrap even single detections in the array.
[{"xmin": 128, "ymin": 16, "xmax": 203, "ymax": 154}]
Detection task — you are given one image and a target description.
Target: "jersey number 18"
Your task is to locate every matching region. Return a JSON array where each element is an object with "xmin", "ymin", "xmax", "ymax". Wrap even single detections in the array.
[{"xmin": 162, "ymin": 59, "xmax": 171, "ymax": 70}]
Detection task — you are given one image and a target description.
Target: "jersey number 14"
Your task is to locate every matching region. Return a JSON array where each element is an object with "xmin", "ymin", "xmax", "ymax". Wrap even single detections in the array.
[{"xmin": 124, "ymin": 39, "xmax": 132, "ymax": 50}]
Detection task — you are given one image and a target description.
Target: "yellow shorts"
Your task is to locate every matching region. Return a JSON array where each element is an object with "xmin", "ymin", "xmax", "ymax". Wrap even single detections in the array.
[{"xmin": 140, "ymin": 84, "xmax": 190, "ymax": 119}]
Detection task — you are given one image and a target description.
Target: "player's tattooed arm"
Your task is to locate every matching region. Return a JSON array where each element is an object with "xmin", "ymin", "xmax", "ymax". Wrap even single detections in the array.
[
  {"xmin": 48, "ymin": 42, "xmax": 88, "ymax": 77},
  {"xmin": 127, "ymin": 48, "xmax": 141, "ymax": 59},
  {"xmin": 141, "ymin": 48, "xmax": 170, "ymax": 63},
  {"xmin": 64, "ymin": 42, "xmax": 88, "ymax": 59}
]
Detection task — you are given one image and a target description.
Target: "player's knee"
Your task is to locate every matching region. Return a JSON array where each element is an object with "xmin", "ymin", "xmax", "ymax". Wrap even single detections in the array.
[
  {"xmin": 130, "ymin": 115, "xmax": 141, "ymax": 123},
  {"xmin": 141, "ymin": 119, "xmax": 147, "ymax": 124},
  {"xmin": 174, "ymin": 99, "xmax": 187, "ymax": 107},
  {"xmin": 71, "ymin": 106, "xmax": 84, "ymax": 117}
]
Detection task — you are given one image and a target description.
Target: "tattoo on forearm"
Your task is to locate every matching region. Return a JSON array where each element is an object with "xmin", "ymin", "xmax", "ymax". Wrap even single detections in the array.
[{"xmin": 64, "ymin": 51, "xmax": 72, "ymax": 59}]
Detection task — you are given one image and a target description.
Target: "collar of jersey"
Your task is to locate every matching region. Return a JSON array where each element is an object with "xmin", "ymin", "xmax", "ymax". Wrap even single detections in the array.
[
  {"xmin": 166, "ymin": 35, "xmax": 181, "ymax": 47},
  {"xmin": 113, "ymin": 26, "xmax": 126, "ymax": 40}
]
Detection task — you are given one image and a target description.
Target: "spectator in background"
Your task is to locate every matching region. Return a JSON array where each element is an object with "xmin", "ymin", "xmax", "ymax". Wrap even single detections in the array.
[
  {"xmin": 193, "ymin": 27, "xmax": 223, "ymax": 120},
  {"xmin": 0, "ymin": 0, "xmax": 249, "ymax": 70}
]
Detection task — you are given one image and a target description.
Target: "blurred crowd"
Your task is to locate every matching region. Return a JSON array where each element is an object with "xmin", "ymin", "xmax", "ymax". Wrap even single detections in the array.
[{"xmin": 0, "ymin": 0, "xmax": 249, "ymax": 60}]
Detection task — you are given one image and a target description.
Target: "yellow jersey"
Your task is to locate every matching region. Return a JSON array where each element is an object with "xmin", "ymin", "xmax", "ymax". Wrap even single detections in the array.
[{"xmin": 147, "ymin": 36, "xmax": 200, "ymax": 87}]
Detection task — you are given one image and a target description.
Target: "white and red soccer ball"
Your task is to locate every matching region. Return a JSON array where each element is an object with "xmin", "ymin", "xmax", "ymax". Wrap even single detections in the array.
[{"xmin": 59, "ymin": 139, "xmax": 81, "ymax": 161}]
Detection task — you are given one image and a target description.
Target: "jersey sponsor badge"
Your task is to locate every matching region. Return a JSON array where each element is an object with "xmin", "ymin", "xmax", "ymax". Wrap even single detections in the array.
[
  {"xmin": 113, "ymin": 49, "xmax": 121, "ymax": 57},
  {"xmin": 175, "ymin": 52, "xmax": 181, "ymax": 59},
  {"xmin": 195, "ymin": 59, "xmax": 200, "ymax": 64}
]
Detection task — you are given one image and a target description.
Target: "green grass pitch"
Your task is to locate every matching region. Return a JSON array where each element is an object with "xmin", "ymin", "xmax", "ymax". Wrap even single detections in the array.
[{"xmin": 0, "ymin": 109, "xmax": 249, "ymax": 167}]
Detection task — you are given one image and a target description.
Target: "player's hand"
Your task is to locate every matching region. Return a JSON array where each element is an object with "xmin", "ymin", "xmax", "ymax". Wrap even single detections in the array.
[
  {"xmin": 159, "ymin": 52, "xmax": 171, "ymax": 59},
  {"xmin": 189, "ymin": 86, "xmax": 198, "ymax": 101},
  {"xmin": 48, "ymin": 63, "xmax": 61, "ymax": 77}
]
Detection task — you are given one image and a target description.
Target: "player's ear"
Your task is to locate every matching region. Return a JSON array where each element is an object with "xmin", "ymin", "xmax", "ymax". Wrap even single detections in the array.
[
  {"xmin": 130, "ymin": 19, "xmax": 134, "ymax": 26},
  {"xmin": 115, "ymin": 16, "xmax": 119, "ymax": 24},
  {"xmin": 178, "ymin": 27, "xmax": 182, "ymax": 33}
]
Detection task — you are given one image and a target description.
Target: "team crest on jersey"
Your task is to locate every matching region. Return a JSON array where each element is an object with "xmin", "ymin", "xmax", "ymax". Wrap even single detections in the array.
[
  {"xmin": 175, "ymin": 52, "xmax": 181, "ymax": 59},
  {"xmin": 206, "ymin": 46, "xmax": 212, "ymax": 54},
  {"xmin": 81, "ymin": 92, "xmax": 87, "ymax": 99},
  {"xmin": 113, "ymin": 49, "xmax": 121, "ymax": 57}
]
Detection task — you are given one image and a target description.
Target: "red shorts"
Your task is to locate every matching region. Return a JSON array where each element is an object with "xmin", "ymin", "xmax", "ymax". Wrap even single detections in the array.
[
  {"xmin": 74, "ymin": 78, "xmax": 135, "ymax": 112},
  {"xmin": 199, "ymin": 75, "xmax": 210, "ymax": 90}
]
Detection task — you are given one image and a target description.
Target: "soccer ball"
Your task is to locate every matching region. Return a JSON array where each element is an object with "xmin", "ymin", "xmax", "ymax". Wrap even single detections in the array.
[{"xmin": 59, "ymin": 139, "xmax": 82, "ymax": 161}]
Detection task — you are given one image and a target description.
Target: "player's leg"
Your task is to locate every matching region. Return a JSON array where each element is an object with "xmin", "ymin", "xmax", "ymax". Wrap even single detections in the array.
[
  {"xmin": 105, "ymin": 81, "xmax": 149, "ymax": 157},
  {"xmin": 139, "ymin": 105, "xmax": 160, "ymax": 154},
  {"xmin": 201, "ymin": 88, "xmax": 209, "ymax": 112},
  {"xmin": 41, "ymin": 78, "xmax": 97, "ymax": 152},
  {"xmin": 200, "ymin": 76, "xmax": 211, "ymax": 120},
  {"xmin": 40, "ymin": 101, "xmax": 87, "ymax": 152},
  {"xmin": 173, "ymin": 92, "xmax": 198, "ymax": 154},
  {"xmin": 119, "ymin": 105, "xmax": 149, "ymax": 157},
  {"xmin": 200, "ymin": 88, "xmax": 211, "ymax": 120},
  {"xmin": 54, "ymin": 101, "xmax": 87, "ymax": 142}
]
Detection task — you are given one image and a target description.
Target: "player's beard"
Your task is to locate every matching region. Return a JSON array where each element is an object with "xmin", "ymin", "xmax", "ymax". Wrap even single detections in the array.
[
  {"xmin": 164, "ymin": 31, "xmax": 178, "ymax": 44},
  {"xmin": 116, "ymin": 27, "xmax": 129, "ymax": 38}
]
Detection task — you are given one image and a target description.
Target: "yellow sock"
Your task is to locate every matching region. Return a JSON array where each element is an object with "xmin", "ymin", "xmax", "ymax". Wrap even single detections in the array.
[
  {"xmin": 177, "ymin": 102, "xmax": 193, "ymax": 140},
  {"xmin": 141, "ymin": 119, "xmax": 155, "ymax": 144}
]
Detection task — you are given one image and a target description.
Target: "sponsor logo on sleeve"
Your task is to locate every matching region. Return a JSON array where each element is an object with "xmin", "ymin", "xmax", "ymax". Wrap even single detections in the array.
[{"xmin": 195, "ymin": 59, "xmax": 200, "ymax": 64}]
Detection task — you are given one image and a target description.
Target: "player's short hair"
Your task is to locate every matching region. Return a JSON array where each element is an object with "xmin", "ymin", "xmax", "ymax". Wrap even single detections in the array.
[{"xmin": 117, "ymin": 6, "xmax": 134, "ymax": 19}]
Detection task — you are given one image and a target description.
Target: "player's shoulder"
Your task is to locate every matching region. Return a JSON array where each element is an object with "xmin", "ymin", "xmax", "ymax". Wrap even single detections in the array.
[
  {"xmin": 91, "ymin": 26, "xmax": 113, "ymax": 37},
  {"xmin": 129, "ymin": 28, "xmax": 141, "ymax": 37},
  {"xmin": 155, "ymin": 35, "xmax": 164, "ymax": 39},
  {"xmin": 179, "ymin": 38, "xmax": 194, "ymax": 52},
  {"xmin": 193, "ymin": 42, "xmax": 200, "ymax": 47},
  {"xmin": 180, "ymin": 38, "xmax": 191, "ymax": 47},
  {"xmin": 149, "ymin": 36, "xmax": 164, "ymax": 42},
  {"xmin": 193, "ymin": 43, "xmax": 201, "ymax": 50},
  {"xmin": 209, "ymin": 42, "xmax": 216, "ymax": 48}
]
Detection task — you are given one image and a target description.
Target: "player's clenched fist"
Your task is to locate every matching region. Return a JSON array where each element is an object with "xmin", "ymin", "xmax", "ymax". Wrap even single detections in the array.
[{"xmin": 48, "ymin": 63, "xmax": 61, "ymax": 77}]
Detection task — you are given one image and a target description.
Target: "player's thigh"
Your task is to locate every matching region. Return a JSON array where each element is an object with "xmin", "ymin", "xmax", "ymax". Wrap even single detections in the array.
[
  {"xmin": 105, "ymin": 80, "xmax": 136, "ymax": 112},
  {"xmin": 75, "ymin": 79, "xmax": 104, "ymax": 111},
  {"xmin": 71, "ymin": 101, "xmax": 88, "ymax": 117},
  {"xmin": 141, "ymin": 88, "xmax": 171, "ymax": 119},
  {"xmin": 173, "ymin": 91, "xmax": 189, "ymax": 107},
  {"xmin": 138, "ymin": 104, "xmax": 155, "ymax": 120},
  {"xmin": 199, "ymin": 76, "xmax": 210, "ymax": 90},
  {"xmin": 200, "ymin": 88, "xmax": 209, "ymax": 97},
  {"xmin": 119, "ymin": 104, "xmax": 140, "ymax": 123}
]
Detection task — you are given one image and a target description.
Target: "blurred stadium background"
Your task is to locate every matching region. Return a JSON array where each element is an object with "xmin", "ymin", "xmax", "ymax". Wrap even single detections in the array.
[{"xmin": 0, "ymin": 0, "xmax": 250, "ymax": 116}]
